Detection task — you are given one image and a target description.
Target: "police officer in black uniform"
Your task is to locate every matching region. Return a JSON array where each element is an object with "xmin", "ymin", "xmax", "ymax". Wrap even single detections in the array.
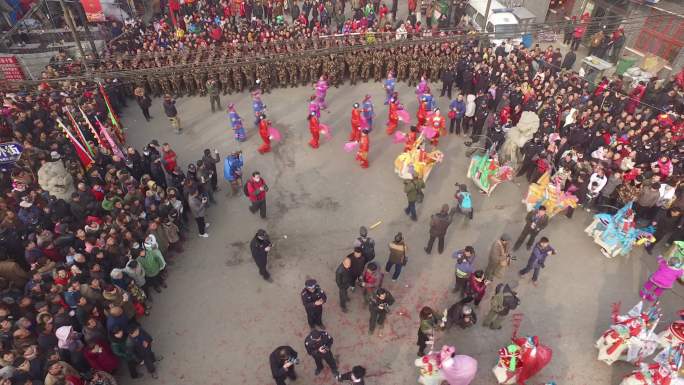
[
  {"xmin": 269, "ymin": 345, "xmax": 298, "ymax": 385},
  {"xmin": 304, "ymin": 330, "xmax": 339, "ymax": 378},
  {"xmin": 250, "ymin": 229, "xmax": 273, "ymax": 282},
  {"xmin": 301, "ymin": 279, "xmax": 327, "ymax": 330}
]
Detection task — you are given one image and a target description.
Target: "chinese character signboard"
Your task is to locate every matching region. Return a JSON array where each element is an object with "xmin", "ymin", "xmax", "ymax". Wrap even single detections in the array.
[
  {"xmin": 81, "ymin": 0, "xmax": 105, "ymax": 22},
  {"xmin": 0, "ymin": 56, "xmax": 25, "ymax": 81},
  {"xmin": 0, "ymin": 142, "xmax": 24, "ymax": 166}
]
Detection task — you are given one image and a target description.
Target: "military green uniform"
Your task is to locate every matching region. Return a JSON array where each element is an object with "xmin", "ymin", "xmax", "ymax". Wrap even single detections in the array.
[
  {"xmin": 161, "ymin": 74, "xmax": 172, "ymax": 96},
  {"xmin": 361, "ymin": 51, "xmax": 372, "ymax": 82},
  {"xmin": 309, "ymin": 60, "xmax": 320, "ymax": 85},
  {"xmin": 233, "ymin": 66, "xmax": 244, "ymax": 93},
  {"xmin": 244, "ymin": 64, "xmax": 256, "ymax": 90},
  {"xmin": 150, "ymin": 75, "xmax": 162, "ymax": 97},
  {"xmin": 289, "ymin": 59, "xmax": 299, "ymax": 87},
  {"xmin": 408, "ymin": 55, "xmax": 420, "ymax": 86},
  {"xmin": 172, "ymin": 72, "xmax": 184, "ymax": 97},
  {"xmin": 220, "ymin": 69, "xmax": 232, "ymax": 95},
  {"xmin": 347, "ymin": 54, "xmax": 359, "ymax": 85},
  {"xmin": 277, "ymin": 61, "xmax": 288, "ymax": 87},
  {"xmin": 184, "ymin": 73, "xmax": 196, "ymax": 95}
]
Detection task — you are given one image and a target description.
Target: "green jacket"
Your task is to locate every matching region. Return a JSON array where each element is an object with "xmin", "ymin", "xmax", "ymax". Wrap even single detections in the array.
[
  {"xmin": 110, "ymin": 337, "xmax": 136, "ymax": 361},
  {"xmin": 138, "ymin": 248, "xmax": 166, "ymax": 278},
  {"xmin": 404, "ymin": 179, "xmax": 425, "ymax": 202}
]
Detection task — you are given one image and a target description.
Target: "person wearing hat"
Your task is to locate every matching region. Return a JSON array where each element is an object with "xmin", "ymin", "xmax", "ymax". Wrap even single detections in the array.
[
  {"xmin": 386, "ymin": 232, "xmax": 408, "ymax": 281},
  {"xmin": 308, "ymin": 110, "xmax": 321, "ymax": 149},
  {"xmin": 353, "ymin": 226, "xmax": 376, "ymax": 264},
  {"xmin": 362, "ymin": 94, "xmax": 375, "ymax": 132},
  {"xmin": 425, "ymin": 204, "xmax": 455, "ymax": 255},
  {"xmin": 350, "ymin": 103, "xmax": 362, "ymax": 142},
  {"xmin": 301, "ymin": 279, "xmax": 327, "ymax": 330},
  {"xmin": 484, "ymin": 234, "xmax": 513, "ymax": 281},
  {"xmin": 368, "ymin": 287, "xmax": 395, "ymax": 334},
  {"xmin": 444, "ymin": 301, "xmax": 477, "ymax": 330},
  {"xmin": 404, "ymin": 174, "xmax": 425, "ymax": 221},
  {"xmin": 228, "ymin": 104, "xmax": 246, "ymax": 142},
  {"xmin": 223, "ymin": 151, "xmax": 244, "ymax": 196},
  {"xmin": 304, "ymin": 329, "xmax": 338, "ymax": 377},
  {"xmin": 162, "ymin": 94, "xmax": 181, "ymax": 134},
  {"xmin": 482, "ymin": 283, "xmax": 520, "ymax": 330},
  {"xmin": 250, "ymin": 229, "xmax": 272, "ymax": 282}
]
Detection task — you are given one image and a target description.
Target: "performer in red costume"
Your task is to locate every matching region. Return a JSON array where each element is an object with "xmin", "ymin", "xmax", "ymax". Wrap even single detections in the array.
[
  {"xmin": 350, "ymin": 103, "xmax": 362, "ymax": 142},
  {"xmin": 386, "ymin": 98, "xmax": 399, "ymax": 135},
  {"xmin": 417, "ymin": 98, "xmax": 427, "ymax": 127},
  {"xmin": 308, "ymin": 111, "xmax": 321, "ymax": 149},
  {"xmin": 405, "ymin": 125, "xmax": 418, "ymax": 152},
  {"xmin": 356, "ymin": 129, "xmax": 370, "ymax": 168},
  {"xmin": 257, "ymin": 114, "xmax": 271, "ymax": 154},
  {"xmin": 429, "ymin": 109, "xmax": 446, "ymax": 147}
]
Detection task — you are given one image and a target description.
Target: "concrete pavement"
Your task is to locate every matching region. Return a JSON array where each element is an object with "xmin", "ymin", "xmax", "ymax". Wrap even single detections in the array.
[{"xmin": 120, "ymin": 77, "xmax": 681, "ymax": 385}]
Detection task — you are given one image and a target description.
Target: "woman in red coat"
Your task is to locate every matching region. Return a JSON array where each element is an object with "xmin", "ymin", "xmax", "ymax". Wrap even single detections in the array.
[
  {"xmin": 257, "ymin": 114, "xmax": 271, "ymax": 154},
  {"xmin": 308, "ymin": 112, "xmax": 320, "ymax": 149},
  {"xmin": 625, "ymin": 81, "xmax": 646, "ymax": 114},
  {"xmin": 83, "ymin": 340, "xmax": 120, "ymax": 373},
  {"xmin": 386, "ymin": 100, "xmax": 399, "ymax": 135}
]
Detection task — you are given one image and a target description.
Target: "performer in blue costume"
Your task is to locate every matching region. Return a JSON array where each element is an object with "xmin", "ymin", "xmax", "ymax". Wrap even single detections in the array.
[
  {"xmin": 384, "ymin": 72, "xmax": 396, "ymax": 105},
  {"xmin": 228, "ymin": 104, "xmax": 246, "ymax": 142},
  {"xmin": 362, "ymin": 94, "xmax": 375, "ymax": 132}
]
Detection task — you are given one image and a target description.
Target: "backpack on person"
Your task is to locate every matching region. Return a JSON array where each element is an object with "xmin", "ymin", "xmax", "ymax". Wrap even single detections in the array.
[
  {"xmin": 357, "ymin": 237, "xmax": 375, "ymax": 261},
  {"xmin": 459, "ymin": 192, "xmax": 472, "ymax": 209}
]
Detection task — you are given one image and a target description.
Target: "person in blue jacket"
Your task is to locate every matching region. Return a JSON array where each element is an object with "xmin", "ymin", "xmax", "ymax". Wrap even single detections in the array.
[
  {"xmin": 383, "ymin": 72, "xmax": 396, "ymax": 105},
  {"xmin": 223, "ymin": 151, "xmax": 244, "ymax": 196},
  {"xmin": 362, "ymin": 95, "xmax": 375, "ymax": 132},
  {"xmin": 449, "ymin": 94, "xmax": 466, "ymax": 135},
  {"xmin": 228, "ymin": 104, "xmax": 246, "ymax": 142},
  {"xmin": 252, "ymin": 91, "xmax": 266, "ymax": 127}
]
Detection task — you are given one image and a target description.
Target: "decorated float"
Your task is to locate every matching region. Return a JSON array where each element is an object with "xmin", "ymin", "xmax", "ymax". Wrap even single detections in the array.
[
  {"xmin": 394, "ymin": 135, "xmax": 444, "ymax": 182},
  {"xmin": 596, "ymin": 301, "xmax": 661, "ymax": 366},
  {"xmin": 467, "ymin": 149, "xmax": 513, "ymax": 195},
  {"xmin": 584, "ymin": 202, "xmax": 656, "ymax": 259},
  {"xmin": 523, "ymin": 172, "xmax": 578, "ymax": 218}
]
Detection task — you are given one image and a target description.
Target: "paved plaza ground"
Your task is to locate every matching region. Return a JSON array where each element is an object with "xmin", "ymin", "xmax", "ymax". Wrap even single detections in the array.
[{"xmin": 121, "ymin": 78, "xmax": 682, "ymax": 385}]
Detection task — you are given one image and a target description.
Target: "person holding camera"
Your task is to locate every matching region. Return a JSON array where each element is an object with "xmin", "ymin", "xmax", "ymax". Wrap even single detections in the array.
[
  {"xmin": 188, "ymin": 189, "xmax": 209, "ymax": 238},
  {"xmin": 368, "ymin": 287, "xmax": 394, "ymax": 335},
  {"xmin": 304, "ymin": 330, "xmax": 339, "ymax": 378},
  {"xmin": 246, "ymin": 171, "xmax": 268, "ymax": 219},
  {"xmin": 162, "ymin": 94, "xmax": 181, "ymax": 134},
  {"xmin": 269, "ymin": 345, "xmax": 298, "ymax": 385},
  {"xmin": 250, "ymin": 229, "xmax": 272, "ymax": 282}
]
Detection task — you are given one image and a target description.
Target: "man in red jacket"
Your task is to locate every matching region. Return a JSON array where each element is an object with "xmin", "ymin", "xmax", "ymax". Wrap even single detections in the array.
[
  {"xmin": 161, "ymin": 143, "xmax": 177, "ymax": 174},
  {"xmin": 247, "ymin": 171, "xmax": 268, "ymax": 218}
]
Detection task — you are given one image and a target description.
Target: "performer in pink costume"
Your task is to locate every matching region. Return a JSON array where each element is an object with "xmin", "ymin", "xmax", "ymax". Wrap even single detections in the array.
[
  {"xmin": 315, "ymin": 76, "xmax": 329, "ymax": 110},
  {"xmin": 438, "ymin": 345, "xmax": 477, "ymax": 385},
  {"xmin": 308, "ymin": 95, "xmax": 321, "ymax": 118},
  {"xmin": 640, "ymin": 255, "xmax": 683, "ymax": 302},
  {"xmin": 416, "ymin": 76, "xmax": 429, "ymax": 101}
]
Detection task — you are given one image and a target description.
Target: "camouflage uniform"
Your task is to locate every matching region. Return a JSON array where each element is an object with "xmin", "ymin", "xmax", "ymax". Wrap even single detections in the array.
[
  {"xmin": 277, "ymin": 61, "xmax": 288, "ymax": 87},
  {"xmin": 256, "ymin": 63, "xmax": 270, "ymax": 93},
  {"xmin": 386, "ymin": 49, "xmax": 397, "ymax": 78},
  {"xmin": 244, "ymin": 64, "xmax": 256, "ymax": 90},
  {"xmin": 326, "ymin": 55, "xmax": 338, "ymax": 87},
  {"xmin": 233, "ymin": 65, "xmax": 244, "ymax": 93},
  {"xmin": 397, "ymin": 51, "xmax": 409, "ymax": 82},
  {"xmin": 361, "ymin": 51, "xmax": 372, "ymax": 82},
  {"xmin": 161, "ymin": 74, "xmax": 172, "ymax": 96},
  {"xmin": 408, "ymin": 55, "xmax": 420, "ymax": 86},
  {"xmin": 150, "ymin": 75, "xmax": 162, "ymax": 97},
  {"xmin": 347, "ymin": 54, "xmax": 359, "ymax": 85},
  {"xmin": 184, "ymin": 73, "xmax": 196, "ymax": 95},
  {"xmin": 172, "ymin": 72, "xmax": 184, "ymax": 97},
  {"xmin": 194, "ymin": 71, "xmax": 207, "ymax": 96},
  {"xmin": 309, "ymin": 60, "xmax": 320, "ymax": 85},
  {"xmin": 289, "ymin": 59, "xmax": 299, "ymax": 87}
]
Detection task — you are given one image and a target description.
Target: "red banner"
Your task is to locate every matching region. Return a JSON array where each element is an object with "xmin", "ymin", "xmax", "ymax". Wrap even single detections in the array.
[
  {"xmin": 0, "ymin": 56, "xmax": 25, "ymax": 81},
  {"xmin": 81, "ymin": 0, "xmax": 105, "ymax": 22}
]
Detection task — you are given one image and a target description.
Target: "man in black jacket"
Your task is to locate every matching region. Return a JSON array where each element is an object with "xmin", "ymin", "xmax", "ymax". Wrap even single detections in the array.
[
  {"xmin": 162, "ymin": 94, "xmax": 181, "ymax": 134},
  {"xmin": 250, "ymin": 229, "xmax": 273, "ymax": 282},
  {"xmin": 304, "ymin": 330, "xmax": 338, "ymax": 377},
  {"xmin": 368, "ymin": 288, "xmax": 395, "ymax": 334},
  {"xmin": 335, "ymin": 257, "xmax": 353, "ymax": 312},
  {"xmin": 513, "ymin": 206, "xmax": 549, "ymax": 251},
  {"xmin": 269, "ymin": 345, "xmax": 298, "ymax": 385},
  {"xmin": 440, "ymin": 66, "xmax": 455, "ymax": 99},
  {"xmin": 425, "ymin": 204, "xmax": 455, "ymax": 254}
]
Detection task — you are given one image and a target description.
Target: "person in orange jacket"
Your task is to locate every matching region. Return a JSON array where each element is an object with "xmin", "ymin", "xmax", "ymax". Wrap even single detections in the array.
[
  {"xmin": 308, "ymin": 111, "xmax": 321, "ymax": 149},
  {"xmin": 417, "ymin": 99, "xmax": 427, "ymax": 127},
  {"xmin": 386, "ymin": 98, "xmax": 399, "ymax": 135},
  {"xmin": 429, "ymin": 109, "xmax": 446, "ymax": 147},
  {"xmin": 356, "ymin": 129, "xmax": 370, "ymax": 169},
  {"xmin": 350, "ymin": 103, "xmax": 362, "ymax": 142},
  {"xmin": 257, "ymin": 114, "xmax": 271, "ymax": 154},
  {"xmin": 405, "ymin": 125, "xmax": 418, "ymax": 152}
]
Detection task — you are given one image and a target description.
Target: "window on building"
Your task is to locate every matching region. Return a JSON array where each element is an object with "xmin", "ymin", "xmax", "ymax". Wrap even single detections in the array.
[{"xmin": 633, "ymin": 9, "xmax": 684, "ymax": 63}]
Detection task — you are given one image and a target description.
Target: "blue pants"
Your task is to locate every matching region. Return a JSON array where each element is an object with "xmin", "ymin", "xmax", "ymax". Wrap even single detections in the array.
[
  {"xmin": 518, "ymin": 258, "xmax": 540, "ymax": 281},
  {"xmin": 405, "ymin": 200, "xmax": 417, "ymax": 220},
  {"xmin": 385, "ymin": 260, "xmax": 403, "ymax": 280}
]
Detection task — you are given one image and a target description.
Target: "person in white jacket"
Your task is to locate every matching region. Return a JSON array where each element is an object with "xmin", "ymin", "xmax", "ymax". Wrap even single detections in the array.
[{"xmin": 464, "ymin": 94, "xmax": 476, "ymax": 135}]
